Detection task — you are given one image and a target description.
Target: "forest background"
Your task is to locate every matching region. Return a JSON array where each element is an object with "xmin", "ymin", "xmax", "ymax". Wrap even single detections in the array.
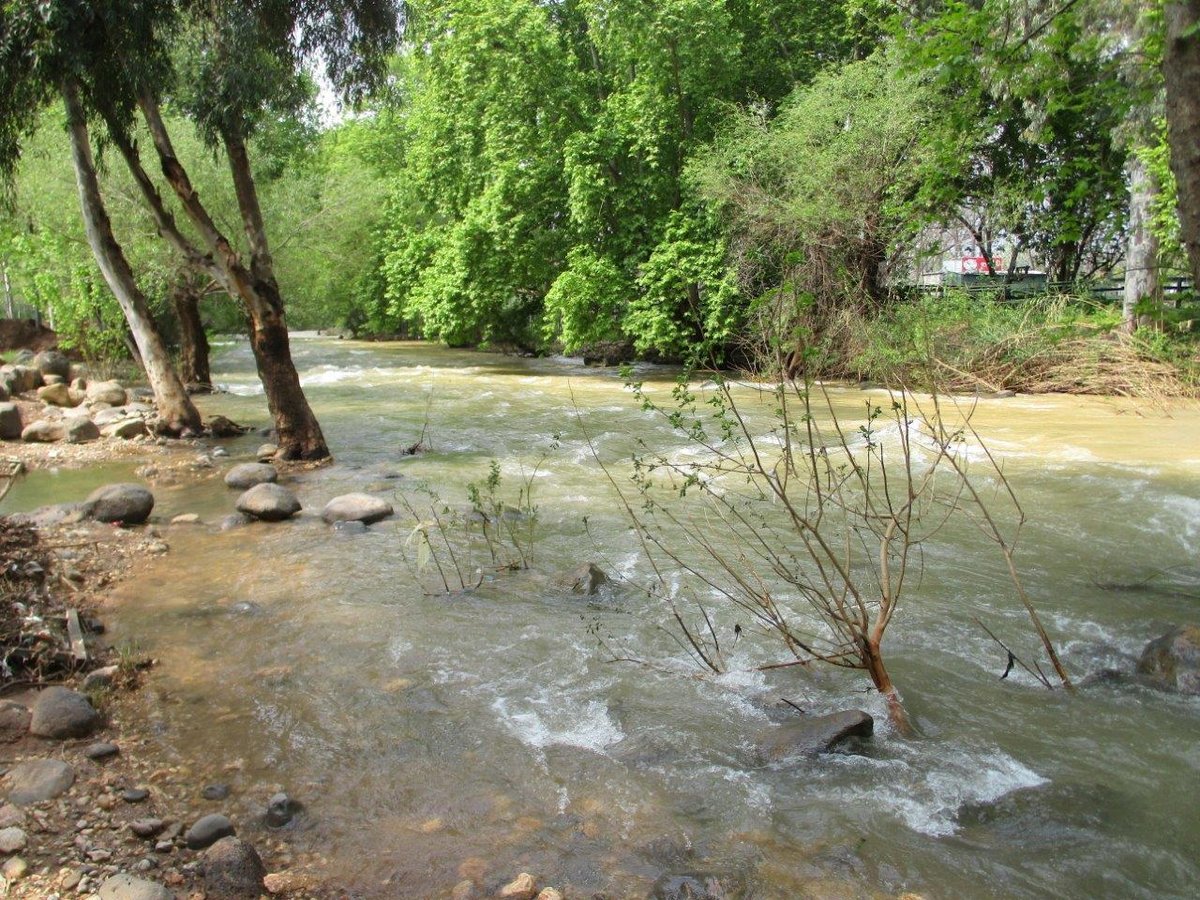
[{"xmin": 2, "ymin": 0, "xmax": 1198, "ymax": 396}]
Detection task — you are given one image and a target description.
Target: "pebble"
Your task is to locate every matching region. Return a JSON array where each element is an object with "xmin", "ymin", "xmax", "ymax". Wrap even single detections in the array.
[
  {"xmin": 122, "ymin": 788, "xmax": 150, "ymax": 804},
  {"xmin": 0, "ymin": 806, "xmax": 26, "ymax": 829},
  {"xmin": 1, "ymin": 856, "xmax": 28, "ymax": 880},
  {"xmin": 499, "ymin": 872, "xmax": 537, "ymax": 900},
  {"xmin": 84, "ymin": 742, "xmax": 120, "ymax": 760},
  {"xmin": 0, "ymin": 826, "xmax": 28, "ymax": 853},
  {"xmin": 535, "ymin": 891, "xmax": 564, "ymax": 900},
  {"xmin": 202, "ymin": 783, "xmax": 231, "ymax": 801},
  {"xmin": 129, "ymin": 819, "xmax": 166, "ymax": 839}
]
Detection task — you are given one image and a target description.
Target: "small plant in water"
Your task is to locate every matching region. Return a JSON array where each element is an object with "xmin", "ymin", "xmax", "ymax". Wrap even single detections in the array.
[{"xmin": 399, "ymin": 440, "xmax": 556, "ymax": 592}]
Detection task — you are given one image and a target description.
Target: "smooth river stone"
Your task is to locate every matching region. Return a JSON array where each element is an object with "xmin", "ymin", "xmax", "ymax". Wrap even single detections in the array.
[
  {"xmin": 186, "ymin": 813, "xmax": 236, "ymax": 849},
  {"xmin": 29, "ymin": 687, "xmax": 101, "ymax": 739},
  {"xmin": 223, "ymin": 463, "xmax": 278, "ymax": 490},
  {"xmin": 4, "ymin": 759, "xmax": 75, "ymax": 805},
  {"xmin": 235, "ymin": 483, "xmax": 301, "ymax": 522},
  {"xmin": 321, "ymin": 493, "xmax": 394, "ymax": 525}
]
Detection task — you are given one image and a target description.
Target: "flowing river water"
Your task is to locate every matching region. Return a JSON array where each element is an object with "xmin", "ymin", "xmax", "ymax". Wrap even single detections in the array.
[{"xmin": 5, "ymin": 336, "xmax": 1199, "ymax": 898}]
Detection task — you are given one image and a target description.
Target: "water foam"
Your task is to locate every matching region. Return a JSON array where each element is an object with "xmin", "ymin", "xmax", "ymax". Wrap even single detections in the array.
[{"xmin": 492, "ymin": 693, "xmax": 624, "ymax": 753}]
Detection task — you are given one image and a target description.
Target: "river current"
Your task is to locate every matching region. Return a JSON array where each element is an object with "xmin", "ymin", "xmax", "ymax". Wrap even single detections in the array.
[{"xmin": 5, "ymin": 336, "xmax": 1199, "ymax": 898}]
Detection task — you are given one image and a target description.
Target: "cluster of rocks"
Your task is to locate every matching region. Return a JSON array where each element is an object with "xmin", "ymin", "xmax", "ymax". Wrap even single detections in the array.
[
  {"xmin": 0, "ymin": 350, "xmax": 157, "ymax": 445},
  {"xmin": 220, "ymin": 461, "xmax": 396, "ymax": 531},
  {"xmin": 453, "ymin": 871, "xmax": 563, "ymax": 900},
  {"xmin": 0, "ymin": 683, "xmax": 308, "ymax": 899}
]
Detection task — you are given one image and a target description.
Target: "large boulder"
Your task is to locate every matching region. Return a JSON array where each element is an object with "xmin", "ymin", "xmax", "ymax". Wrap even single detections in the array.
[
  {"xmin": 203, "ymin": 836, "xmax": 265, "ymax": 898},
  {"xmin": 32, "ymin": 350, "xmax": 70, "ymax": 379},
  {"xmin": 758, "ymin": 709, "xmax": 874, "ymax": 761},
  {"xmin": 86, "ymin": 483, "xmax": 155, "ymax": 525},
  {"xmin": 235, "ymin": 483, "xmax": 301, "ymax": 522},
  {"xmin": 321, "ymin": 493, "xmax": 393, "ymax": 525},
  {"xmin": 97, "ymin": 874, "xmax": 175, "ymax": 900},
  {"xmin": 0, "ymin": 402, "xmax": 22, "ymax": 440},
  {"xmin": 4, "ymin": 759, "xmax": 75, "ymax": 805},
  {"xmin": 224, "ymin": 463, "xmax": 278, "ymax": 490},
  {"xmin": 1136, "ymin": 624, "xmax": 1200, "ymax": 695},
  {"xmin": 85, "ymin": 379, "xmax": 127, "ymax": 406},
  {"xmin": 37, "ymin": 382, "xmax": 80, "ymax": 408},
  {"xmin": 64, "ymin": 416, "xmax": 100, "ymax": 443},
  {"xmin": 21, "ymin": 419, "xmax": 64, "ymax": 442},
  {"xmin": 29, "ymin": 686, "xmax": 101, "ymax": 739}
]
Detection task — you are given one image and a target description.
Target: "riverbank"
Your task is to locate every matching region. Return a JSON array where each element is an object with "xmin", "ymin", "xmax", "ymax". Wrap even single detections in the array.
[{"xmin": 0, "ymin": 435, "xmax": 344, "ymax": 898}]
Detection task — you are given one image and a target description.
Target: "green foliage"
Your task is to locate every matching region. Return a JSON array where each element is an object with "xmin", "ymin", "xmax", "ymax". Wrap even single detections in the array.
[{"xmin": 371, "ymin": 0, "xmax": 864, "ymax": 355}]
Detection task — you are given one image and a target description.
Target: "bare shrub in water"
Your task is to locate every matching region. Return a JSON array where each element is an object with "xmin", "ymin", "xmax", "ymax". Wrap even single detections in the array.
[{"xmin": 595, "ymin": 353, "xmax": 1072, "ymax": 730}]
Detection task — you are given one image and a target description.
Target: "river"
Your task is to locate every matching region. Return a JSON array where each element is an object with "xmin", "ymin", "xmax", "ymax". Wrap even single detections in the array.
[{"xmin": 5, "ymin": 335, "xmax": 1199, "ymax": 898}]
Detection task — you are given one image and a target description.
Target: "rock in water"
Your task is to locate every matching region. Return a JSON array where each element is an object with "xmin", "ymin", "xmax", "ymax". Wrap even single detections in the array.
[
  {"xmin": 758, "ymin": 709, "xmax": 874, "ymax": 761},
  {"xmin": 223, "ymin": 463, "xmax": 278, "ymax": 490},
  {"xmin": 29, "ymin": 687, "xmax": 101, "ymax": 739},
  {"xmin": 0, "ymin": 402, "xmax": 22, "ymax": 440},
  {"xmin": 561, "ymin": 562, "xmax": 609, "ymax": 596},
  {"xmin": 650, "ymin": 873, "xmax": 734, "ymax": 900},
  {"xmin": 203, "ymin": 837, "xmax": 266, "ymax": 898},
  {"xmin": 321, "ymin": 493, "xmax": 394, "ymax": 525},
  {"xmin": 1136, "ymin": 624, "xmax": 1200, "ymax": 694},
  {"xmin": 236, "ymin": 483, "xmax": 301, "ymax": 522},
  {"xmin": 265, "ymin": 792, "xmax": 300, "ymax": 827},
  {"xmin": 498, "ymin": 873, "xmax": 537, "ymax": 900},
  {"xmin": 97, "ymin": 873, "xmax": 174, "ymax": 900},
  {"xmin": 87, "ymin": 483, "xmax": 155, "ymax": 525},
  {"xmin": 186, "ymin": 813, "xmax": 236, "ymax": 849},
  {"xmin": 4, "ymin": 759, "xmax": 75, "ymax": 805}
]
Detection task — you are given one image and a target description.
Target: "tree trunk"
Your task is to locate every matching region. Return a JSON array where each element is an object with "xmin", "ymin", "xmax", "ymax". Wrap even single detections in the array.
[
  {"xmin": 1123, "ymin": 153, "xmax": 1160, "ymax": 332},
  {"xmin": 1164, "ymin": 1, "xmax": 1200, "ymax": 285},
  {"xmin": 861, "ymin": 637, "xmax": 914, "ymax": 736},
  {"xmin": 223, "ymin": 129, "xmax": 328, "ymax": 460},
  {"xmin": 2, "ymin": 264, "xmax": 13, "ymax": 318},
  {"xmin": 62, "ymin": 79, "xmax": 202, "ymax": 435},
  {"xmin": 172, "ymin": 279, "xmax": 211, "ymax": 387},
  {"xmin": 135, "ymin": 91, "xmax": 328, "ymax": 459}
]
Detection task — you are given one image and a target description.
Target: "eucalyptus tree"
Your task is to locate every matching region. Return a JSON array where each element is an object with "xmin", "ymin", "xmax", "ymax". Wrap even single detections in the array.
[
  {"xmin": 1163, "ymin": 1, "xmax": 1200, "ymax": 285},
  {"xmin": 112, "ymin": 0, "xmax": 403, "ymax": 459},
  {"xmin": 3, "ymin": 0, "xmax": 403, "ymax": 457},
  {"xmin": 0, "ymin": 1, "xmax": 203, "ymax": 434}
]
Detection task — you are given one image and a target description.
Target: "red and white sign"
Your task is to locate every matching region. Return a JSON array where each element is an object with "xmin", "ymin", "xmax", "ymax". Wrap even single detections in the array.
[{"xmin": 960, "ymin": 256, "xmax": 1004, "ymax": 273}]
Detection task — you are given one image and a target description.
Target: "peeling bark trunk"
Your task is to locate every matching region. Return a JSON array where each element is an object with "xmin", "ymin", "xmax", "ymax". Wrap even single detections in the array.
[
  {"xmin": 1164, "ymin": 1, "xmax": 1200, "ymax": 285},
  {"xmin": 1123, "ymin": 154, "xmax": 1160, "ymax": 333},
  {"xmin": 135, "ymin": 90, "xmax": 327, "ymax": 459},
  {"xmin": 172, "ymin": 280, "xmax": 211, "ymax": 387},
  {"xmin": 62, "ymin": 80, "xmax": 201, "ymax": 435}
]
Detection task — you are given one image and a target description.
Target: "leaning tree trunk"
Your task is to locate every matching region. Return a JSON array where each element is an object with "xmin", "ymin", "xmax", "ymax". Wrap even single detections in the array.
[
  {"xmin": 135, "ymin": 91, "xmax": 328, "ymax": 459},
  {"xmin": 171, "ymin": 279, "xmax": 211, "ymax": 388},
  {"xmin": 62, "ymin": 80, "xmax": 202, "ymax": 435},
  {"xmin": 223, "ymin": 130, "xmax": 327, "ymax": 459},
  {"xmin": 1164, "ymin": 1, "xmax": 1200, "ymax": 286},
  {"xmin": 1123, "ymin": 153, "xmax": 1160, "ymax": 332}
]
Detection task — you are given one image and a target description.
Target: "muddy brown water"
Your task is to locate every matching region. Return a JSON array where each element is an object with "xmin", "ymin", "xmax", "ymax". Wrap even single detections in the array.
[{"xmin": 4, "ymin": 336, "xmax": 1198, "ymax": 898}]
